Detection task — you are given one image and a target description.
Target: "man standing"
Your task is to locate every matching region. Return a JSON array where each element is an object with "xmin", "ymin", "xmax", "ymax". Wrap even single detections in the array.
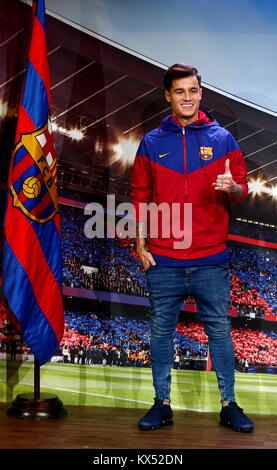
[{"xmin": 130, "ymin": 63, "xmax": 254, "ymax": 432}]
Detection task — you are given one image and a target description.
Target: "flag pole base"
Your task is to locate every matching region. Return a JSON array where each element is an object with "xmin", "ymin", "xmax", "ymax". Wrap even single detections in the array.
[{"xmin": 7, "ymin": 393, "xmax": 67, "ymax": 420}]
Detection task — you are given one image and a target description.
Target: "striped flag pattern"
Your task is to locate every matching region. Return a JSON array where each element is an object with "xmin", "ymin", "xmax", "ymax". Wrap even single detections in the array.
[{"xmin": 2, "ymin": 0, "xmax": 64, "ymax": 365}]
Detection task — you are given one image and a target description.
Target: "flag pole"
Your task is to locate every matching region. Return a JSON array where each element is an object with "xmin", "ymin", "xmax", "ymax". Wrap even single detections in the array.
[
  {"xmin": 34, "ymin": 359, "xmax": 40, "ymax": 400},
  {"xmin": 3, "ymin": 0, "xmax": 66, "ymax": 420},
  {"xmin": 7, "ymin": 356, "xmax": 67, "ymax": 419}
]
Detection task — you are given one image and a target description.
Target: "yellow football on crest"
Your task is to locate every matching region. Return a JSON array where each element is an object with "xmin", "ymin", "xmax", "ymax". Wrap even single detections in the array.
[{"xmin": 22, "ymin": 176, "xmax": 41, "ymax": 198}]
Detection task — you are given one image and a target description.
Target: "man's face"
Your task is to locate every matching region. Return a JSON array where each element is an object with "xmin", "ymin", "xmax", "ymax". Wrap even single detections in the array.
[{"xmin": 165, "ymin": 75, "xmax": 202, "ymax": 125}]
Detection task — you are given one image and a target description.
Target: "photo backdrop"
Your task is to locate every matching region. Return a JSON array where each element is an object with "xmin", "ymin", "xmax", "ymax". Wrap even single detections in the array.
[{"xmin": 0, "ymin": 0, "xmax": 276, "ymax": 414}]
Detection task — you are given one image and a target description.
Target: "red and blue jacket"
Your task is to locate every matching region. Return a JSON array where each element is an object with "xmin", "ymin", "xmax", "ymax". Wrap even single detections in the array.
[{"xmin": 130, "ymin": 111, "xmax": 248, "ymax": 260}]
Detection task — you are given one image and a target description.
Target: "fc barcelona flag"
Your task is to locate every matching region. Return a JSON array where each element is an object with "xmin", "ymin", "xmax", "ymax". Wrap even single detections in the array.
[{"xmin": 2, "ymin": 0, "xmax": 64, "ymax": 365}]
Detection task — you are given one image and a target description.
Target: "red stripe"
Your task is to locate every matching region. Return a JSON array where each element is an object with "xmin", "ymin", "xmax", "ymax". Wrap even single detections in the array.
[
  {"xmin": 5, "ymin": 196, "xmax": 63, "ymax": 341},
  {"xmin": 58, "ymin": 197, "xmax": 87, "ymax": 209},
  {"xmin": 228, "ymin": 234, "xmax": 277, "ymax": 249},
  {"xmin": 16, "ymin": 189, "xmax": 54, "ymax": 219},
  {"xmin": 30, "ymin": 192, "xmax": 52, "ymax": 218},
  {"xmin": 54, "ymin": 214, "xmax": 60, "ymax": 233},
  {"xmin": 12, "ymin": 153, "xmax": 32, "ymax": 183},
  {"xmin": 14, "ymin": 104, "xmax": 36, "ymax": 144},
  {"xmin": 29, "ymin": 17, "xmax": 51, "ymax": 106},
  {"xmin": 17, "ymin": 189, "xmax": 28, "ymax": 205}
]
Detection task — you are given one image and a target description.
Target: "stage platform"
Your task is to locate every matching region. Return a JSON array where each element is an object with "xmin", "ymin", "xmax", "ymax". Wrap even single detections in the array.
[{"xmin": 0, "ymin": 402, "xmax": 276, "ymax": 450}]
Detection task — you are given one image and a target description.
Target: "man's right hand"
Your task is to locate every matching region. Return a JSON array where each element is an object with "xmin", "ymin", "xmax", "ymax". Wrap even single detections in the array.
[{"xmin": 136, "ymin": 238, "xmax": 156, "ymax": 271}]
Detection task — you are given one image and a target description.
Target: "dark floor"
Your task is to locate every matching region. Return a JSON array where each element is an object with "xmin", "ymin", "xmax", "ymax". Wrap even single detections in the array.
[{"xmin": 0, "ymin": 402, "xmax": 276, "ymax": 451}]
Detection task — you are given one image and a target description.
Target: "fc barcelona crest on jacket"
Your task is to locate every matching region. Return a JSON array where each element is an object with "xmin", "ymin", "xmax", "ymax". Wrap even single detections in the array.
[
  {"xmin": 200, "ymin": 146, "xmax": 213, "ymax": 161},
  {"xmin": 10, "ymin": 119, "xmax": 58, "ymax": 224}
]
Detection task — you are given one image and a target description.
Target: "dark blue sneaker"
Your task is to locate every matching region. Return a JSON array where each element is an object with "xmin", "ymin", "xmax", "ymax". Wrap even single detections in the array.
[
  {"xmin": 220, "ymin": 402, "xmax": 254, "ymax": 433},
  {"xmin": 138, "ymin": 399, "xmax": 173, "ymax": 430}
]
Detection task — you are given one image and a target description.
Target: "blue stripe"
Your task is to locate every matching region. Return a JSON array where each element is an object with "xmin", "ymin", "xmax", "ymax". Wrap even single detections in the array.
[
  {"xmin": 30, "ymin": 219, "xmax": 63, "ymax": 286},
  {"xmin": 34, "ymin": 0, "xmax": 47, "ymax": 31},
  {"xmin": 22, "ymin": 183, "xmax": 48, "ymax": 212},
  {"xmin": 21, "ymin": 61, "xmax": 48, "ymax": 128},
  {"xmin": 13, "ymin": 164, "xmax": 40, "ymax": 193},
  {"xmin": 140, "ymin": 135, "xmax": 184, "ymax": 174},
  {"xmin": 14, "ymin": 145, "xmax": 29, "ymax": 165},
  {"xmin": 152, "ymin": 249, "xmax": 229, "ymax": 267},
  {"xmin": 2, "ymin": 239, "xmax": 59, "ymax": 365},
  {"xmin": 39, "ymin": 201, "xmax": 56, "ymax": 220}
]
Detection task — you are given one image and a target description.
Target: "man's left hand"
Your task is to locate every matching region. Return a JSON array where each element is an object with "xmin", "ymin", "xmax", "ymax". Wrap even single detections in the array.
[
  {"xmin": 213, "ymin": 158, "xmax": 244, "ymax": 200},
  {"xmin": 213, "ymin": 159, "xmax": 235, "ymax": 193}
]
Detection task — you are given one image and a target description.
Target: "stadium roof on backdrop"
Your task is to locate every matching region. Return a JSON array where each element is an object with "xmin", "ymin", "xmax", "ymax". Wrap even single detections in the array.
[{"xmin": 0, "ymin": 0, "xmax": 276, "ymax": 223}]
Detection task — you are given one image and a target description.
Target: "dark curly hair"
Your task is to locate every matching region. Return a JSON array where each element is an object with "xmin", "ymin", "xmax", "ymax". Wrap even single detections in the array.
[{"xmin": 163, "ymin": 63, "xmax": 201, "ymax": 91}]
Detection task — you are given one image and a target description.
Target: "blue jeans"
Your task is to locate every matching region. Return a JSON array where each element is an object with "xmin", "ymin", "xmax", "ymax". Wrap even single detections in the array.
[{"xmin": 145, "ymin": 264, "xmax": 235, "ymax": 403}]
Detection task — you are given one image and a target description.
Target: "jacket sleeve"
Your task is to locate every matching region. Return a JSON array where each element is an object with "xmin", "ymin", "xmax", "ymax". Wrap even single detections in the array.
[
  {"xmin": 130, "ymin": 138, "xmax": 153, "ymax": 222},
  {"xmin": 227, "ymin": 133, "xmax": 248, "ymax": 203}
]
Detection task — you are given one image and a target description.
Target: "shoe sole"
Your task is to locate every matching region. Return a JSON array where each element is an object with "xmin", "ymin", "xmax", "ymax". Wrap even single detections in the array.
[
  {"xmin": 139, "ymin": 419, "xmax": 173, "ymax": 431},
  {"xmin": 220, "ymin": 420, "xmax": 254, "ymax": 433}
]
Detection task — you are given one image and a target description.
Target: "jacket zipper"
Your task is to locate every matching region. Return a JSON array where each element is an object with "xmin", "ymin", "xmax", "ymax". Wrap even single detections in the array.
[{"xmin": 182, "ymin": 127, "xmax": 188, "ymax": 200}]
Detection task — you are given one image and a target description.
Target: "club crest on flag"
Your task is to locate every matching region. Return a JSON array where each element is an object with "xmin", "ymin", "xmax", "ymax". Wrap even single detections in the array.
[
  {"xmin": 200, "ymin": 146, "xmax": 213, "ymax": 161},
  {"xmin": 3, "ymin": 0, "xmax": 64, "ymax": 367},
  {"xmin": 10, "ymin": 119, "xmax": 58, "ymax": 224}
]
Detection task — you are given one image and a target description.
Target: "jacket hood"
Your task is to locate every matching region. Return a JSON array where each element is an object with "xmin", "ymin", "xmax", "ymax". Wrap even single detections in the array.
[{"xmin": 159, "ymin": 110, "xmax": 219, "ymax": 132}]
